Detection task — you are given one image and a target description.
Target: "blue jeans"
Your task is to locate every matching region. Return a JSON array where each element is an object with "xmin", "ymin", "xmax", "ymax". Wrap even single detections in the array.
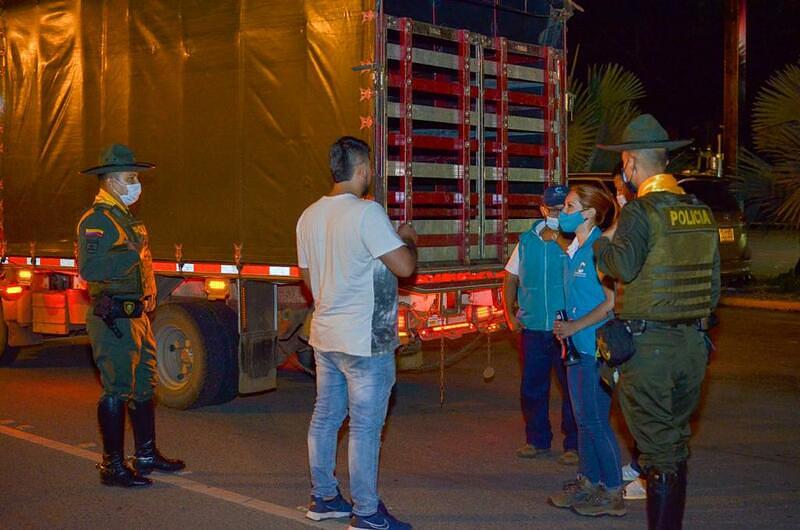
[
  {"xmin": 308, "ymin": 351, "xmax": 396, "ymax": 516},
  {"xmin": 567, "ymin": 355, "xmax": 622, "ymax": 488},
  {"xmin": 520, "ymin": 329, "xmax": 578, "ymax": 451}
]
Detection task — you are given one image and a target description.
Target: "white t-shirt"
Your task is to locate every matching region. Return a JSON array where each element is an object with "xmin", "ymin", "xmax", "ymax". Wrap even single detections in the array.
[{"xmin": 296, "ymin": 194, "xmax": 405, "ymax": 356}]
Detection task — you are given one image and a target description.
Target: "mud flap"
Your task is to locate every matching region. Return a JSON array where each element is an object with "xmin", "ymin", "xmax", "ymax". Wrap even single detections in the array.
[
  {"xmin": 239, "ymin": 330, "xmax": 278, "ymax": 393},
  {"xmin": 237, "ymin": 280, "xmax": 278, "ymax": 394}
]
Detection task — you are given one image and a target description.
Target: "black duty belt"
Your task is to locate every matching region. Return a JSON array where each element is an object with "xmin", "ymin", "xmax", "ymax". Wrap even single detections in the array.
[
  {"xmin": 91, "ymin": 294, "xmax": 146, "ymax": 338},
  {"xmin": 627, "ymin": 318, "xmax": 707, "ymax": 334},
  {"xmin": 652, "ymin": 319, "xmax": 699, "ymax": 327}
]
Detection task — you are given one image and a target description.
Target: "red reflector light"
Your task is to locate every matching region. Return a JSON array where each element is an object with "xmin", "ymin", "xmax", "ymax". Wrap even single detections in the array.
[
  {"xmin": 2, "ymin": 284, "xmax": 25, "ymax": 301},
  {"xmin": 428, "ymin": 322, "xmax": 473, "ymax": 333},
  {"xmin": 413, "ymin": 270, "xmax": 505, "ymax": 285}
]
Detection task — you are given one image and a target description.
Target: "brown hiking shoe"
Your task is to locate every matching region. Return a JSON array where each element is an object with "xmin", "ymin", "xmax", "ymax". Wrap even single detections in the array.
[
  {"xmin": 572, "ymin": 485, "xmax": 627, "ymax": 517},
  {"xmin": 557, "ymin": 450, "xmax": 579, "ymax": 466},
  {"xmin": 516, "ymin": 444, "xmax": 551, "ymax": 459},
  {"xmin": 548, "ymin": 477, "xmax": 596, "ymax": 509}
]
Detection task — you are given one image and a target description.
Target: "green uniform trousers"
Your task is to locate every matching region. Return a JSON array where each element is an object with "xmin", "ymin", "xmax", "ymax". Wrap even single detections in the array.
[
  {"xmin": 618, "ymin": 323, "xmax": 708, "ymax": 474},
  {"xmin": 86, "ymin": 311, "xmax": 157, "ymax": 401}
]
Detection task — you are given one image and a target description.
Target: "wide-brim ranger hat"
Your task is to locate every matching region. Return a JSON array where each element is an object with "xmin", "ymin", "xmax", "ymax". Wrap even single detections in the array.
[
  {"xmin": 80, "ymin": 144, "xmax": 156, "ymax": 175},
  {"xmin": 597, "ymin": 114, "xmax": 692, "ymax": 152}
]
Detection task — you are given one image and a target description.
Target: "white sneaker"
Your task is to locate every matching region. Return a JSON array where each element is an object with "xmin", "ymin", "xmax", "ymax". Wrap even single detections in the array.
[
  {"xmin": 621, "ymin": 463, "xmax": 640, "ymax": 482},
  {"xmin": 623, "ymin": 478, "xmax": 647, "ymax": 500}
]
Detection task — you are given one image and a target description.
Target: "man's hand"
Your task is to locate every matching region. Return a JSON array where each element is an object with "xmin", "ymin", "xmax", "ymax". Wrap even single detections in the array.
[
  {"xmin": 506, "ymin": 313, "xmax": 522, "ymax": 333},
  {"xmin": 144, "ymin": 296, "xmax": 156, "ymax": 313},
  {"xmin": 553, "ymin": 319, "xmax": 577, "ymax": 340},
  {"xmin": 397, "ymin": 223, "xmax": 418, "ymax": 245}
]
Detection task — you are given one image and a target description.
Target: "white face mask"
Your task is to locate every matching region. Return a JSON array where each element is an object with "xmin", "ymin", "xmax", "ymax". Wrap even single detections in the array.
[
  {"xmin": 115, "ymin": 178, "xmax": 142, "ymax": 206},
  {"xmin": 616, "ymin": 194, "xmax": 627, "ymax": 207},
  {"xmin": 545, "ymin": 216, "xmax": 560, "ymax": 230}
]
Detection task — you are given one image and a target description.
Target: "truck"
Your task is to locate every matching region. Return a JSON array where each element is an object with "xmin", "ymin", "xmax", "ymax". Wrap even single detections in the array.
[{"xmin": 0, "ymin": 0, "xmax": 568, "ymax": 409}]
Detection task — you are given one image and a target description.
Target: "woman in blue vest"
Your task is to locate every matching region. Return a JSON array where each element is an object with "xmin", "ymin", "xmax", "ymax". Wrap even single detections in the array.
[{"xmin": 547, "ymin": 184, "xmax": 625, "ymax": 517}]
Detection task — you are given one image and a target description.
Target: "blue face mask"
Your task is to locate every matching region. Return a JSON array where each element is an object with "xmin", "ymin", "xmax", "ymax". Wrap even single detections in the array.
[
  {"xmin": 621, "ymin": 165, "xmax": 637, "ymax": 195},
  {"xmin": 558, "ymin": 210, "xmax": 587, "ymax": 233},
  {"xmin": 545, "ymin": 215, "xmax": 560, "ymax": 230}
]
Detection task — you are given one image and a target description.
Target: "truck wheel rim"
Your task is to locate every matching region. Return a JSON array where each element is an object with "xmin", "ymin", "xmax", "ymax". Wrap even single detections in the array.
[{"xmin": 155, "ymin": 325, "xmax": 194, "ymax": 391}]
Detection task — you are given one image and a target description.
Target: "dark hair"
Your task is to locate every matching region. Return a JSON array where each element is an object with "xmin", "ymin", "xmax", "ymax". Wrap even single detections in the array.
[
  {"xmin": 572, "ymin": 183, "xmax": 616, "ymax": 230},
  {"xmin": 329, "ymin": 136, "xmax": 370, "ymax": 183}
]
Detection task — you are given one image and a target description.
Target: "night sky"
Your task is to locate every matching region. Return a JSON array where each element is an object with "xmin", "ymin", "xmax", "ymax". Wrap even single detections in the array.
[{"xmin": 568, "ymin": 0, "xmax": 800, "ymax": 149}]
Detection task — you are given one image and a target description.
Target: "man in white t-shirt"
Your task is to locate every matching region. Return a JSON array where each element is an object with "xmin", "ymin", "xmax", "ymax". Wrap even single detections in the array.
[{"xmin": 296, "ymin": 136, "xmax": 417, "ymax": 530}]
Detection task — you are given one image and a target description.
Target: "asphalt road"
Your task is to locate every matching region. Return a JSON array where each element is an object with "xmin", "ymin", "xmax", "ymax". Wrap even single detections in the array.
[{"xmin": 1, "ymin": 306, "xmax": 799, "ymax": 529}]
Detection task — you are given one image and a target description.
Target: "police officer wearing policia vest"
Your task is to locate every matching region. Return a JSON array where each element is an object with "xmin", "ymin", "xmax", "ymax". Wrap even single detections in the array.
[
  {"xmin": 78, "ymin": 144, "xmax": 185, "ymax": 487},
  {"xmin": 593, "ymin": 115, "xmax": 720, "ymax": 530}
]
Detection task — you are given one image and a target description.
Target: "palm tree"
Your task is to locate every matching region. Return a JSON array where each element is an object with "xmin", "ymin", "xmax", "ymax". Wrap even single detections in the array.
[
  {"xmin": 567, "ymin": 63, "xmax": 646, "ymax": 172},
  {"xmin": 733, "ymin": 61, "xmax": 800, "ymax": 227}
]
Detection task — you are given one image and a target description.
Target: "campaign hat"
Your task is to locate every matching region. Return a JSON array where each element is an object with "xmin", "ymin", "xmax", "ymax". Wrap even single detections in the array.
[
  {"xmin": 80, "ymin": 144, "xmax": 155, "ymax": 175},
  {"xmin": 597, "ymin": 114, "xmax": 691, "ymax": 152}
]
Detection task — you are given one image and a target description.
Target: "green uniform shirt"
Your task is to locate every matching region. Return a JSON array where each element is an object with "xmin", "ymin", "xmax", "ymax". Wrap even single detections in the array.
[
  {"xmin": 593, "ymin": 192, "xmax": 721, "ymax": 311},
  {"xmin": 77, "ymin": 189, "xmax": 156, "ymax": 299}
]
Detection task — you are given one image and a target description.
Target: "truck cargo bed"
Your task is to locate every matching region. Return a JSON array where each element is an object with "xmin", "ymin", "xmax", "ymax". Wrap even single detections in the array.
[{"xmin": 1, "ymin": 1, "xmax": 564, "ymax": 275}]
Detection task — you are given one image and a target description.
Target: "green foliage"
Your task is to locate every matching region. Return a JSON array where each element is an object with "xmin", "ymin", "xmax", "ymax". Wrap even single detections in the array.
[
  {"xmin": 567, "ymin": 64, "xmax": 646, "ymax": 172},
  {"xmin": 729, "ymin": 149, "xmax": 783, "ymax": 222},
  {"xmin": 737, "ymin": 61, "xmax": 800, "ymax": 228},
  {"xmin": 752, "ymin": 62, "xmax": 800, "ymax": 157},
  {"xmin": 566, "ymin": 80, "xmax": 599, "ymax": 170}
]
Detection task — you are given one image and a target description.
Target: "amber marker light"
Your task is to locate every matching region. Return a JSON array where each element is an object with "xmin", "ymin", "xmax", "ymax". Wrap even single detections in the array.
[
  {"xmin": 204, "ymin": 278, "xmax": 230, "ymax": 301},
  {"xmin": 17, "ymin": 269, "xmax": 33, "ymax": 284},
  {"xmin": 2, "ymin": 285, "xmax": 25, "ymax": 301}
]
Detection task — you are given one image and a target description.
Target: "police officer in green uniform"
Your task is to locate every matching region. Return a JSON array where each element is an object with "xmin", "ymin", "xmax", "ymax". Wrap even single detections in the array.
[
  {"xmin": 78, "ymin": 144, "xmax": 185, "ymax": 488},
  {"xmin": 593, "ymin": 115, "xmax": 720, "ymax": 529}
]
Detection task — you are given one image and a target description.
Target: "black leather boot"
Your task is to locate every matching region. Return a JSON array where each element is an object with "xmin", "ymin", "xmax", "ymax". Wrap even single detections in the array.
[
  {"xmin": 97, "ymin": 396, "xmax": 152, "ymax": 487},
  {"xmin": 645, "ymin": 461, "xmax": 688, "ymax": 530},
  {"xmin": 129, "ymin": 398, "xmax": 186, "ymax": 474}
]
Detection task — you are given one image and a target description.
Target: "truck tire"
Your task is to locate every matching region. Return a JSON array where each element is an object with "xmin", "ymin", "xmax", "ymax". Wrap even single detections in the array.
[
  {"xmin": 0, "ymin": 315, "xmax": 20, "ymax": 367},
  {"xmin": 152, "ymin": 302, "xmax": 229, "ymax": 409},
  {"xmin": 200, "ymin": 301, "xmax": 239, "ymax": 405}
]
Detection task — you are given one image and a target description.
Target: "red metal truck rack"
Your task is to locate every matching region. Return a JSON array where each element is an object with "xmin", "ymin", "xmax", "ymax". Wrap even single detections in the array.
[{"xmin": 375, "ymin": 16, "xmax": 566, "ymax": 351}]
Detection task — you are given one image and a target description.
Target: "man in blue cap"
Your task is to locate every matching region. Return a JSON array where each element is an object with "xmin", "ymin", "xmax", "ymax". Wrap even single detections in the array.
[
  {"xmin": 502, "ymin": 184, "xmax": 578, "ymax": 465},
  {"xmin": 78, "ymin": 144, "xmax": 185, "ymax": 488}
]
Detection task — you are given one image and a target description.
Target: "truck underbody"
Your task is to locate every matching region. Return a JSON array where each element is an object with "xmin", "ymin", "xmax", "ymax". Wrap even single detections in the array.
[{"xmin": 0, "ymin": 0, "xmax": 566, "ymax": 408}]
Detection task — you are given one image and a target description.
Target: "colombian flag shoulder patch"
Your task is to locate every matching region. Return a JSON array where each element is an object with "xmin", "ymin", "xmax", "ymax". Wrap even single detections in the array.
[{"xmin": 84, "ymin": 228, "xmax": 105, "ymax": 239}]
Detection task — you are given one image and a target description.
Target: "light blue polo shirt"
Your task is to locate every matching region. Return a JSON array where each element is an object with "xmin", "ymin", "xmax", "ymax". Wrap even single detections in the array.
[{"xmin": 565, "ymin": 227, "xmax": 609, "ymax": 355}]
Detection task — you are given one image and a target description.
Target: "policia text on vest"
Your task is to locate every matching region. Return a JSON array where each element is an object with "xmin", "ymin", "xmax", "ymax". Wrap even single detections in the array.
[{"xmin": 665, "ymin": 206, "xmax": 714, "ymax": 231}]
